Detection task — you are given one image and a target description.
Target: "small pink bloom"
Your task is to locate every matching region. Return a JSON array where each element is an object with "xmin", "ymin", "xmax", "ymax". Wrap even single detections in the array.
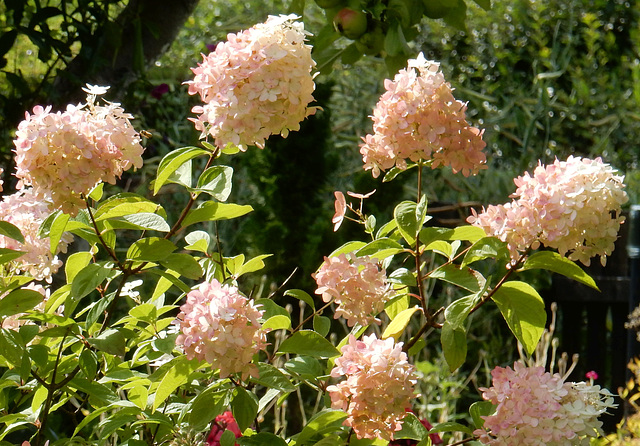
[
  {"xmin": 186, "ymin": 15, "xmax": 318, "ymax": 151},
  {"xmin": 586, "ymin": 371, "xmax": 599, "ymax": 380},
  {"xmin": 313, "ymin": 253, "xmax": 391, "ymax": 326},
  {"xmin": 332, "ymin": 191, "xmax": 347, "ymax": 231},
  {"xmin": 0, "ymin": 188, "xmax": 72, "ymax": 282},
  {"xmin": 360, "ymin": 53, "xmax": 486, "ymax": 178},
  {"xmin": 475, "ymin": 362, "xmax": 616, "ymax": 445},
  {"xmin": 13, "ymin": 87, "xmax": 144, "ymax": 215},
  {"xmin": 174, "ymin": 280, "xmax": 268, "ymax": 380},
  {"xmin": 327, "ymin": 334, "xmax": 418, "ymax": 441},
  {"xmin": 469, "ymin": 156, "xmax": 628, "ymax": 266},
  {"xmin": 346, "ymin": 189, "xmax": 376, "ymax": 199}
]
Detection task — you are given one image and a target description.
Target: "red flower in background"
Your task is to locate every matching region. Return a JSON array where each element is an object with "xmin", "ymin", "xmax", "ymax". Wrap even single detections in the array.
[{"xmin": 206, "ymin": 411, "xmax": 242, "ymax": 446}]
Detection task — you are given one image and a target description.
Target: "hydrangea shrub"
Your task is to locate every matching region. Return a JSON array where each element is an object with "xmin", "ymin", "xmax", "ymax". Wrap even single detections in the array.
[{"xmin": 0, "ymin": 14, "xmax": 623, "ymax": 446}]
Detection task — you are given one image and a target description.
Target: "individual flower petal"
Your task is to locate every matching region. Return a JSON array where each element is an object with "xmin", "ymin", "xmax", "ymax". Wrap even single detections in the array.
[{"xmin": 332, "ymin": 191, "xmax": 347, "ymax": 231}]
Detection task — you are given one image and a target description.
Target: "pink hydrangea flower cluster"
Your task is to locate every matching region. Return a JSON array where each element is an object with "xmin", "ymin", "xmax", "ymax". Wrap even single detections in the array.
[
  {"xmin": 360, "ymin": 53, "xmax": 486, "ymax": 178},
  {"xmin": 12, "ymin": 86, "xmax": 144, "ymax": 215},
  {"xmin": 327, "ymin": 334, "xmax": 418, "ymax": 441},
  {"xmin": 175, "ymin": 279, "xmax": 268, "ymax": 380},
  {"xmin": 475, "ymin": 362, "xmax": 616, "ymax": 446},
  {"xmin": 313, "ymin": 253, "xmax": 391, "ymax": 327},
  {"xmin": 0, "ymin": 189, "xmax": 71, "ymax": 282},
  {"xmin": 187, "ymin": 14, "xmax": 318, "ymax": 151},
  {"xmin": 468, "ymin": 156, "xmax": 628, "ymax": 266}
]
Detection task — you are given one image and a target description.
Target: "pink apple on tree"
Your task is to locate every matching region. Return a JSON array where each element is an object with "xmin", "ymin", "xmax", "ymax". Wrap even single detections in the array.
[{"xmin": 333, "ymin": 8, "xmax": 368, "ymax": 40}]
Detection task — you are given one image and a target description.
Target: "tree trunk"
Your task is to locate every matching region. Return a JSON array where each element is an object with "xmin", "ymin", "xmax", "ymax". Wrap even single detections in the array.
[{"xmin": 52, "ymin": 0, "xmax": 200, "ymax": 103}]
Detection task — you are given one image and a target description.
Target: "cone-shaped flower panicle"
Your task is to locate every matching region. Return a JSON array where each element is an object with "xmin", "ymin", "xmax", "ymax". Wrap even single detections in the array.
[
  {"xmin": 13, "ymin": 86, "xmax": 144, "ymax": 215},
  {"xmin": 187, "ymin": 14, "xmax": 318, "ymax": 151},
  {"xmin": 360, "ymin": 53, "xmax": 486, "ymax": 178},
  {"xmin": 313, "ymin": 253, "xmax": 392, "ymax": 327},
  {"xmin": 468, "ymin": 156, "xmax": 628, "ymax": 266},
  {"xmin": 475, "ymin": 362, "xmax": 616, "ymax": 446},
  {"xmin": 175, "ymin": 279, "xmax": 268, "ymax": 380},
  {"xmin": 0, "ymin": 189, "xmax": 72, "ymax": 282},
  {"xmin": 327, "ymin": 334, "xmax": 418, "ymax": 441}
]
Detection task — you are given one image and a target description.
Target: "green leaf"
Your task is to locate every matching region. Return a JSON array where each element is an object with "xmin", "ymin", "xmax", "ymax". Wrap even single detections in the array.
[
  {"xmin": 85, "ymin": 293, "xmax": 116, "ymax": 330},
  {"xmin": 428, "ymin": 421, "xmax": 473, "ymax": 435},
  {"xmin": 233, "ymin": 254, "xmax": 272, "ymax": 278},
  {"xmin": 443, "ymin": 0, "xmax": 468, "ymax": 31},
  {"xmin": 68, "ymin": 377, "xmax": 120, "ymax": 406},
  {"xmin": 126, "ymin": 237, "xmax": 177, "ymax": 262},
  {"xmin": 0, "ymin": 248, "xmax": 25, "ymax": 264},
  {"xmin": 195, "ymin": 166, "xmax": 233, "ymax": 201},
  {"xmin": 428, "ymin": 264, "xmax": 486, "ymax": 293},
  {"xmin": 160, "ymin": 253, "xmax": 203, "ymax": 280},
  {"xmin": 329, "ymin": 241, "xmax": 367, "ymax": 258},
  {"xmin": 152, "ymin": 356, "xmax": 200, "ymax": 411},
  {"xmin": 382, "ymin": 306, "xmax": 421, "ymax": 341},
  {"xmin": 284, "ymin": 356, "xmax": 323, "ymax": 380},
  {"xmin": 394, "ymin": 201, "xmax": 420, "ymax": 245},
  {"xmin": 48, "ymin": 212, "xmax": 70, "ymax": 254},
  {"xmin": 263, "ymin": 315, "xmax": 292, "ymax": 331},
  {"xmin": 88, "ymin": 182, "xmax": 104, "ymax": 201},
  {"xmin": 65, "ymin": 252, "xmax": 93, "ymax": 283},
  {"xmin": 491, "ymin": 281, "xmax": 546, "ymax": 356},
  {"xmin": 116, "ymin": 213, "xmax": 170, "ymax": 232},
  {"xmin": 87, "ymin": 328, "xmax": 126, "ymax": 356},
  {"xmin": 313, "ymin": 315, "xmax": 331, "ymax": 337},
  {"xmin": 382, "ymin": 164, "xmax": 416, "ymax": 182},
  {"xmin": 187, "ymin": 387, "xmax": 229, "ymax": 430},
  {"xmin": 71, "ymin": 262, "xmax": 114, "ymax": 299},
  {"xmin": 184, "ymin": 230, "xmax": 211, "ymax": 253},
  {"xmin": 462, "ymin": 237, "xmax": 508, "ymax": 266},
  {"xmin": 441, "ymin": 321, "xmax": 467, "ymax": 372},
  {"xmin": 0, "ymin": 289, "xmax": 43, "ymax": 317},
  {"xmin": 472, "ymin": 0, "xmax": 491, "ymax": 11},
  {"xmin": 384, "ymin": 21, "xmax": 411, "ymax": 56},
  {"xmin": 252, "ymin": 363, "xmax": 296, "ymax": 393},
  {"xmin": 388, "ymin": 268, "xmax": 415, "ymax": 287},
  {"xmin": 385, "ymin": 294, "xmax": 410, "ymax": 319},
  {"xmin": 0, "ymin": 221, "xmax": 24, "ymax": 243},
  {"xmin": 232, "ymin": 387, "xmax": 258, "ymax": 431},
  {"xmin": 520, "ymin": 251, "xmax": 599, "ymax": 290},
  {"xmin": 0, "ymin": 328, "xmax": 25, "ymax": 367},
  {"xmin": 169, "ymin": 158, "xmax": 193, "ymax": 188},
  {"xmin": 394, "ymin": 412, "xmax": 429, "ymax": 440},
  {"xmin": 278, "ymin": 330, "xmax": 340, "ymax": 358},
  {"xmin": 154, "ymin": 146, "xmax": 210, "ymax": 194},
  {"xmin": 284, "ymin": 289, "xmax": 315, "ymax": 310},
  {"xmin": 238, "ymin": 433, "xmax": 287, "ymax": 446},
  {"xmin": 296, "ymin": 409, "xmax": 348, "ymax": 444},
  {"xmin": 255, "ymin": 299, "xmax": 289, "ymax": 319},
  {"xmin": 444, "ymin": 294, "xmax": 479, "ymax": 330},
  {"xmin": 356, "ymin": 238, "xmax": 405, "ymax": 260},
  {"xmin": 94, "ymin": 201, "xmax": 161, "ymax": 221},
  {"xmin": 469, "ymin": 401, "xmax": 495, "ymax": 429},
  {"xmin": 181, "ymin": 202, "xmax": 253, "ymax": 228}
]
